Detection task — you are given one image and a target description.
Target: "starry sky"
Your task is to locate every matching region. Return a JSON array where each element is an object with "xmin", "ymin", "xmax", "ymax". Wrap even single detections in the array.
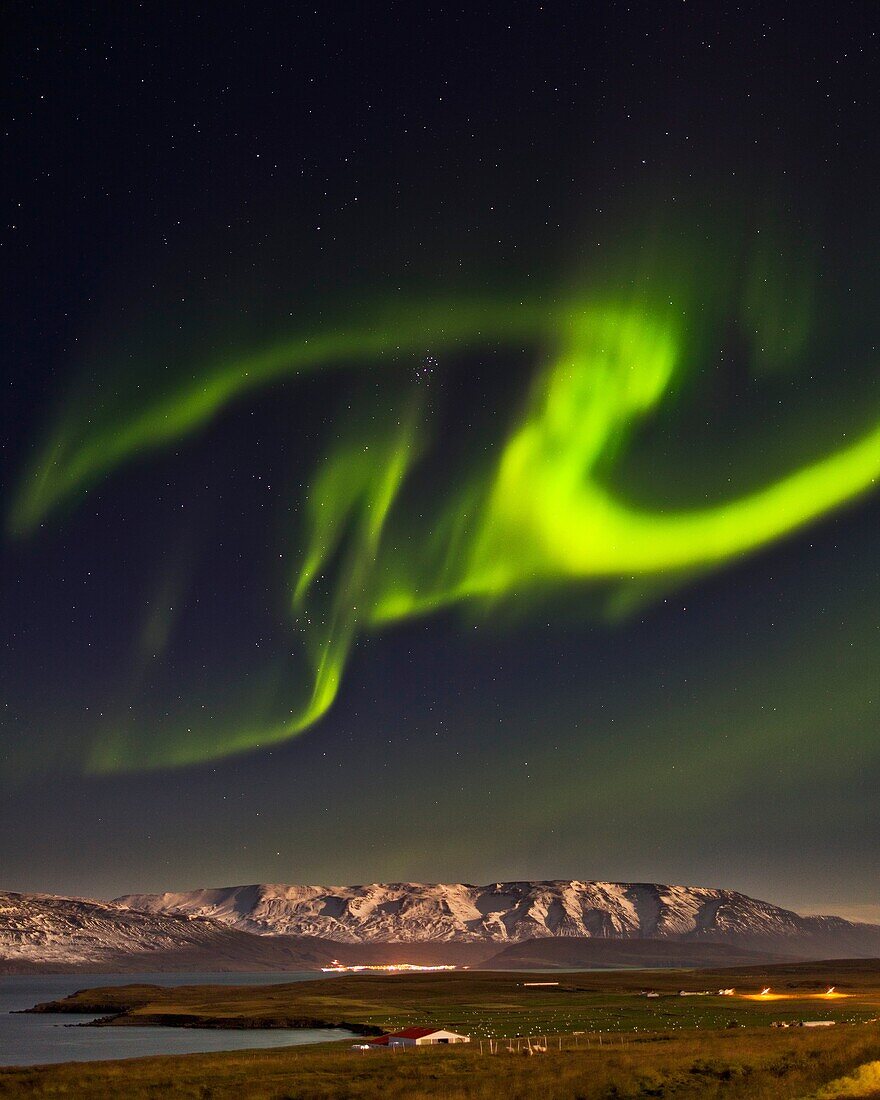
[{"xmin": 2, "ymin": 3, "xmax": 879, "ymax": 919}]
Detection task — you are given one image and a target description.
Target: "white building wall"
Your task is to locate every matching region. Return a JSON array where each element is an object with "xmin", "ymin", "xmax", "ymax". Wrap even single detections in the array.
[{"xmin": 388, "ymin": 1030, "xmax": 470, "ymax": 1047}]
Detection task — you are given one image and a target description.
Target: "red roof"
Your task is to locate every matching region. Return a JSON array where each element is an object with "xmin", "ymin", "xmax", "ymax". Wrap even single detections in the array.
[{"xmin": 391, "ymin": 1027, "xmax": 446, "ymax": 1039}]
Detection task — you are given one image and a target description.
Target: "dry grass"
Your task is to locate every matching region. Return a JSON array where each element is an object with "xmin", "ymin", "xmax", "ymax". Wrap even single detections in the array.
[{"xmin": 2, "ymin": 1025, "xmax": 880, "ymax": 1098}]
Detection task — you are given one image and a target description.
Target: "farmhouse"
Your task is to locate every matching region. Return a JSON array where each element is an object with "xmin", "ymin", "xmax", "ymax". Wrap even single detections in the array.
[{"xmin": 368, "ymin": 1027, "xmax": 471, "ymax": 1047}]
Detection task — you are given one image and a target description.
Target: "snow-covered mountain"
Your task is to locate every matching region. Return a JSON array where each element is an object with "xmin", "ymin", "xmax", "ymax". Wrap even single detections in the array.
[
  {"xmin": 0, "ymin": 891, "xmax": 241, "ymax": 966},
  {"xmin": 5, "ymin": 882, "xmax": 880, "ymax": 970},
  {"xmin": 0, "ymin": 890, "xmax": 492, "ymax": 972},
  {"xmin": 114, "ymin": 880, "xmax": 880, "ymax": 957}
]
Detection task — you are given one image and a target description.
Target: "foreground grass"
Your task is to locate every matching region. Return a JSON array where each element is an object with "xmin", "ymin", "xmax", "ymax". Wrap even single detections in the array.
[
  {"xmin": 9, "ymin": 961, "xmax": 880, "ymax": 1097},
  {"xmin": 2, "ymin": 1025, "xmax": 880, "ymax": 1098}
]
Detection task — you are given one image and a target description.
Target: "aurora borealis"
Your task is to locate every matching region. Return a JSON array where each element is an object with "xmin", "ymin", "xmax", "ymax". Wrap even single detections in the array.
[
  {"xmin": 10, "ymin": 287, "xmax": 880, "ymax": 771},
  {"xmin": 2, "ymin": 3, "xmax": 880, "ymax": 917}
]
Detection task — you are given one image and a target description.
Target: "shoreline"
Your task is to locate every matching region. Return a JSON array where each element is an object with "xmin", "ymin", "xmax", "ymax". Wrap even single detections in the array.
[{"xmin": 23, "ymin": 998, "xmax": 382, "ymax": 1036}]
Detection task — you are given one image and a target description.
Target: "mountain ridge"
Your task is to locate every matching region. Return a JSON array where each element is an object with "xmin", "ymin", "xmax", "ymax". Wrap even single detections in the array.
[
  {"xmin": 113, "ymin": 880, "xmax": 880, "ymax": 958},
  {"xmin": 0, "ymin": 890, "xmax": 495, "ymax": 972},
  {"xmin": 5, "ymin": 881, "xmax": 880, "ymax": 972}
]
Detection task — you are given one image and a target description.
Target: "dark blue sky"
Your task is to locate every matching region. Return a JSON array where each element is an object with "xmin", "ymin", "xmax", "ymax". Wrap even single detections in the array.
[{"xmin": 2, "ymin": 2, "xmax": 879, "ymax": 919}]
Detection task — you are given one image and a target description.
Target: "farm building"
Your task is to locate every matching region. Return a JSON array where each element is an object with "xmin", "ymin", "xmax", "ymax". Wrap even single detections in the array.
[{"xmin": 368, "ymin": 1027, "xmax": 470, "ymax": 1047}]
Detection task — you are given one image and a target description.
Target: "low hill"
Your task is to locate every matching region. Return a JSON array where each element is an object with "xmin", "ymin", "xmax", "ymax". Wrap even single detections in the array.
[{"xmin": 480, "ymin": 936, "xmax": 791, "ymax": 969}]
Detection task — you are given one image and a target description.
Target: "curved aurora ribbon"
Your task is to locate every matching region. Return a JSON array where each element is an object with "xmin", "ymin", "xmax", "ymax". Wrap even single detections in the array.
[{"xmin": 10, "ymin": 295, "xmax": 880, "ymax": 771}]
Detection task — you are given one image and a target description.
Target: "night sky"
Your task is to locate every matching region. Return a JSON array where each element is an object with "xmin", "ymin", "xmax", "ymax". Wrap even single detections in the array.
[{"xmin": 2, "ymin": 4, "xmax": 879, "ymax": 919}]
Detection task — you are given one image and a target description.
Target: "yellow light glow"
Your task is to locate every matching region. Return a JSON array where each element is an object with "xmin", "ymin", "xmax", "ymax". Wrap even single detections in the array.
[
  {"xmin": 319, "ymin": 960, "xmax": 458, "ymax": 973},
  {"xmin": 740, "ymin": 988, "xmax": 789, "ymax": 1001}
]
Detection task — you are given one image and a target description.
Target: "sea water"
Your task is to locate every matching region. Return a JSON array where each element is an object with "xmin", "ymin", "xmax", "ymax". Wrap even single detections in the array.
[{"xmin": 0, "ymin": 971, "xmax": 353, "ymax": 1066}]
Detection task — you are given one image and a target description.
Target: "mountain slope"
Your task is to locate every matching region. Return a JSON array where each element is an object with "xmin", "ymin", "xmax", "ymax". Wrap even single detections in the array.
[
  {"xmin": 480, "ymin": 937, "xmax": 790, "ymax": 969},
  {"xmin": 0, "ymin": 891, "xmax": 254, "ymax": 967},
  {"xmin": 115, "ymin": 880, "xmax": 880, "ymax": 958},
  {"xmin": 0, "ymin": 891, "xmax": 496, "ymax": 973}
]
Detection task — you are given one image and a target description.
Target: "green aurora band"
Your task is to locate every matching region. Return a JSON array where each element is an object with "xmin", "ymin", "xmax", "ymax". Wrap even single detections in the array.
[{"xmin": 10, "ymin": 282, "xmax": 880, "ymax": 771}]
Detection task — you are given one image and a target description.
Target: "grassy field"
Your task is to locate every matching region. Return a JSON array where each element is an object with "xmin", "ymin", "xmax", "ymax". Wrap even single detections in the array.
[
  {"xmin": 3, "ymin": 1026, "xmax": 880, "ymax": 1098},
  {"xmin": 25, "ymin": 959, "xmax": 880, "ymax": 1036},
  {"xmin": 5, "ymin": 960, "xmax": 880, "ymax": 1097}
]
